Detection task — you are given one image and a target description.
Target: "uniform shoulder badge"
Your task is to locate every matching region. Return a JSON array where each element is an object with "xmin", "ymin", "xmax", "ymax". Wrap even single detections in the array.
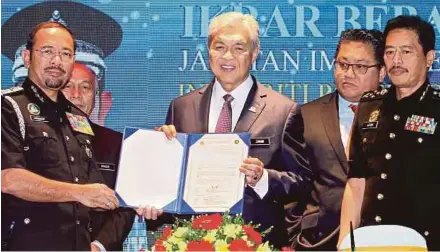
[
  {"xmin": 432, "ymin": 89, "xmax": 440, "ymax": 100},
  {"xmin": 1, "ymin": 86, "xmax": 23, "ymax": 96},
  {"xmin": 360, "ymin": 88, "xmax": 388, "ymax": 102}
]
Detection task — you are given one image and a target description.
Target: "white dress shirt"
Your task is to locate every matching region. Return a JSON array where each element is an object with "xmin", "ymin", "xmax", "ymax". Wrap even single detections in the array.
[
  {"xmin": 208, "ymin": 75, "xmax": 269, "ymax": 199},
  {"xmin": 208, "ymin": 75, "xmax": 253, "ymax": 133},
  {"xmin": 338, "ymin": 94, "xmax": 358, "ymax": 151}
]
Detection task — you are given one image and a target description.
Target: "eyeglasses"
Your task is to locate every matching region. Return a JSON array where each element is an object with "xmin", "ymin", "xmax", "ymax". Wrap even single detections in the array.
[
  {"xmin": 35, "ymin": 47, "xmax": 74, "ymax": 62},
  {"xmin": 334, "ymin": 61, "xmax": 380, "ymax": 75}
]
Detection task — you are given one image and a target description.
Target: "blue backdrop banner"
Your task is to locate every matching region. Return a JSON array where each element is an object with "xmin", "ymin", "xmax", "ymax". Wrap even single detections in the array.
[{"xmin": 2, "ymin": 0, "xmax": 440, "ymax": 131}]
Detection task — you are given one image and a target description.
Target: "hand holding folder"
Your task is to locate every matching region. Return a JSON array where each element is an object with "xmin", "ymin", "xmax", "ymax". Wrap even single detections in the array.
[{"xmin": 115, "ymin": 127, "xmax": 250, "ymax": 214}]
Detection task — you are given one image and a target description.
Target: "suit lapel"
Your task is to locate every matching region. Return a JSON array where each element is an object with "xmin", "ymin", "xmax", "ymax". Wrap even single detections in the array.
[
  {"xmin": 321, "ymin": 92, "xmax": 349, "ymax": 173},
  {"xmin": 234, "ymin": 76, "xmax": 266, "ymax": 132},
  {"xmin": 195, "ymin": 80, "xmax": 213, "ymax": 132}
]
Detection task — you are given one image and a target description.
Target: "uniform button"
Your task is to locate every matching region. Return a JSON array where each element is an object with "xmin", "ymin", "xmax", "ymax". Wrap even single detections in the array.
[
  {"xmin": 381, "ymin": 173, "xmax": 387, "ymax": 179},
  {"xmin": 70, "ymin": 156, "xmax": 75, "ymax": 162},
  {"xmin": 74, "ymin": 177, "xmax": 79, "ymax": 183},
  {"xmin": 24, "ymin": 218, "xmax": 31, "ymax": 224},
  {"xmin": 377, "ymin": 193, "xmax": 384, "ymax": 200},
  {"xmin": 417, "ymin": 137, "xmax": 423, "ymax": 143},
  {"xmin": 60, "ymin": 118, "xmax": 63, "ymax": 123},
  {"xmin": 434, "ymin": 91, "xmax": 438, "ymax": 95},
  {"xmin": 362, "ymin": 138, "xmax": 367, "ymax": 143},
  {"xmin": 389, "ymin": 133, "xmax": 396, "ymax": 139},
  {"xmin": 375, "ymin": 215, "xmax": 382, "ymax": 223},
  {"xmin": 424, "ymin": 231, "xmax": 429, "ymax": 236},
  {"xmin": 42, "ymin": 131, "xmax": 48, "ymax": 137},
  {"xmin": 65, "ymin": 136, "xmax": 70, "ymax": 141},
  {"xmin": 76, "ymin": 220, "xmax": 80, "ymax": 225},
  {"xmin": 393, "ymin": 114, "xmax": 400, "ymax": 121},
  {"xmin": 385, "ymin": 153, "xmax": 392, "ymax": 160},
  {"xmin": 86, "ymin": 139, "xmax": 91, "ymax": 144}
]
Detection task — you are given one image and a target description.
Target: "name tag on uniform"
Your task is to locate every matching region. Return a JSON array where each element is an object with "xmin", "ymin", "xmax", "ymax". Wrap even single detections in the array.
[
  {"xmin": 30, "ymin": 115, "xmax": 48, "ymax": 123},
  {"xmin": 250, "ymin": 137, "xmax": 270, "ymax": 147},
  {"xmin": 66, "ymin": 112, "xmax": 94, "ymax": 136},
  {"xmin": 362, "ymin": 121, "xmax": 379, "ymax": 130},
  {"xmin": 97, "ymin": 162, "xmax": 116, "ymax": 171}
]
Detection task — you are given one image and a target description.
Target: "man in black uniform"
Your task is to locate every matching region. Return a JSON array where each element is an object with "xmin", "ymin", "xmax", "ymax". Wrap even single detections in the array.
[
  {"xmin": 1, "ymin": 22, "xmax": 118, "ymax": 250},
  {"xmin": 62, "ymin": 62, "xmax": 136, "ymax": 251},
  {"xmin": 338, "ymin": 15, "xmax": 440, "ymax": 250}
]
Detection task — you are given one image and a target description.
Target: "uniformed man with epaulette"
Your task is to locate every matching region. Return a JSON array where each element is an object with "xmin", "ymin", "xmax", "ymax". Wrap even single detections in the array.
[
  {"xmin": 1, "ymin": 21, "xmax": 118, "ymax": 250},
  {"xmin": 338, "ymin": 15, "xmax": 440, "ymax": 250}
]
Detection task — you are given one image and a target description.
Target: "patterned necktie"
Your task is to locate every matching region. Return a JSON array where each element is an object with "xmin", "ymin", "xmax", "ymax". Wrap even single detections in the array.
[
  {"xmin": 215, "ymin": 94, "xmax": 234, "ymax": 133},
  {"xmin": 349, "ymin": 103, "xmax": 358, "ymax": 114}
]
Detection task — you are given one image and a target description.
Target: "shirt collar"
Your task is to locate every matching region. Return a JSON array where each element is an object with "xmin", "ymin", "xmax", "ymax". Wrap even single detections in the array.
[
  {"xmin": 338, "ymin": 92, "xmax": 358, "ymax": 112},
  {"xmin": 389, "ymin": 79, "xmax": 430, "ymax": 104},
  {"xmin": 22, "ymin": 78, "xmax": 70, "ymax": 110},
  {"xmin": 212, "ymin": 75, "xmax": 253, "ymax": 104}
]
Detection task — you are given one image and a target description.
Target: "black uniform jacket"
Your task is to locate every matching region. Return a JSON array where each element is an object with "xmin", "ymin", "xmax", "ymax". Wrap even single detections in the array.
[
  {"xmin": 349, "ymin": 81, "xmax": 440, "ymax": 250},
  {"xmin": 1, "ymin": 79, "xmax": 104, "ymax": 250}
]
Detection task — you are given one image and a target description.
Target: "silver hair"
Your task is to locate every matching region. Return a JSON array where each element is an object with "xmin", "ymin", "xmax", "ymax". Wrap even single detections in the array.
[{"xmin": 208, "ymin": 12, "xmax": 260, "ymax": 51}]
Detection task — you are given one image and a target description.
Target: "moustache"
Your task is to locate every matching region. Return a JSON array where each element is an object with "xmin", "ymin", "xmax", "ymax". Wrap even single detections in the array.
[
  {"xmin": 44, "ymin": 66, "xmax": 66, "ymax": 74},
  {"xmin": 389, "ymin": 66, "xmax": 407, "ymax": 73}
]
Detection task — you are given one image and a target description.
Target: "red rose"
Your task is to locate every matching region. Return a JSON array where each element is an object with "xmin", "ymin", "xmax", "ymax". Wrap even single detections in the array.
[
  {"xmin": 162, "ymin": 226, "xmax": 172, "ymax": 239},
  {"xmin": 228, "ymin": 239, "xmax": 254, "ymax": 251},
  {"xmin": 186, "ymin": 240, "xmax": 215, "ymax": 251},
  {"xmin": 154, "ymin": 239, "xmax": 166, "ymax": 251},
  {"xmin": 191, "ymin": 213, "xmax": 223, "ymax": 230},
  {"xmin": 243, "ymin": 225, "xmax": 262, "ymax": 245}
]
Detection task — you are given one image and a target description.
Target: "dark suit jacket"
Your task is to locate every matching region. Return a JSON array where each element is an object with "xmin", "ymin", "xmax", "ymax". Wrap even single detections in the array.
[
  {"xmin": 90, "ymin": 123, "xmax": 136, "ymax": 251},
  {"xmin": 158, "ymin": 75, "xmax": 311, "ymax": 248},
  {"xmin": 286, "ymin": 92, "xmax": 349, "ymax": 250}
]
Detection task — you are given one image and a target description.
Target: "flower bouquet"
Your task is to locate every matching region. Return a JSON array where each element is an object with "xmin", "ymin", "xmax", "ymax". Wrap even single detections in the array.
[{"xmin": 151, "ymin": 212, "xmax": 274, "ymax": 251}]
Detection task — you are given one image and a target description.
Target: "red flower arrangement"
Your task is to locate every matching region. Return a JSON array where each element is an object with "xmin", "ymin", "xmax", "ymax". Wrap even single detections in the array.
[{"xmin": 152, "ymin": 212, "xmax": 274, "ymax": 251}]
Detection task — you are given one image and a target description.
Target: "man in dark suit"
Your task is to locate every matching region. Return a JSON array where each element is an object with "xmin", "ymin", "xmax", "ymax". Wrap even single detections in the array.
[
  {"xmin": 62, "ymin": 63, "xmax": 136, "ymax": 251},
  {"xmin": 284, "ymin": 29, "xmax": 385, "ymax": 250},
  {"xmin": 144, "ymin": 12, "xmax": 312, "ymax": 248}
]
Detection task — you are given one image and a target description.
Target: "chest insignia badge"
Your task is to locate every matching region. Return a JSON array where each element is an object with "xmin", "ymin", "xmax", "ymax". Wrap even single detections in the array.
[
  {"xmin": 404, "ymin": 115, "xmax": 437, "ymax": 135},
  {"xmin": 368, "ymin": 110, "xmax": 380, "ymax": 122},
  {"xmin": 65, "ymin": 112, "xmax": 94, "ymax": 136},
  {"xmin": 27, "ymin": 103, "xmax": 40, "ymax": 115}
]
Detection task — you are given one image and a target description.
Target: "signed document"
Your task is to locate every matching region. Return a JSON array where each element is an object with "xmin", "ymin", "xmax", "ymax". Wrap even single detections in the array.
[
  {"xmin": 183, "ymin": 134, "xmax": 247, "ymax": 213},
  {"xmin": 115, "ymin": 127, "xmax": 250, "ymax": 214}
]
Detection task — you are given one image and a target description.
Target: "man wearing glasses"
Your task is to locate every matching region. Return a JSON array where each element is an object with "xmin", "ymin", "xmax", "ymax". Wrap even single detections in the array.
[
  {"xmin": 1, "ymin": 22, "xmax": 118, "ymax": 250},
  {"xmin": 284, "ymin": 29, "xmax": 385, "ymax": 250}
]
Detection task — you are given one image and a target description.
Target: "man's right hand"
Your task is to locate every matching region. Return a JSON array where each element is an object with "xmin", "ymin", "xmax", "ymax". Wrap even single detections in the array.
[
  {"xmin": 75, "ymin": 183, "xmax": 118, "ymax": 210},
  {"xmin": 155, "ymin": 124, "xmax": 177, "ymax": 140}
]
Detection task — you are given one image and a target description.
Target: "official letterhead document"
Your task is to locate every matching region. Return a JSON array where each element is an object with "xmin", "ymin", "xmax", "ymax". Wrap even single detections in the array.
[{"xmin": 115, "ymin": 127, "xmax": 250, "ymax": 214}]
